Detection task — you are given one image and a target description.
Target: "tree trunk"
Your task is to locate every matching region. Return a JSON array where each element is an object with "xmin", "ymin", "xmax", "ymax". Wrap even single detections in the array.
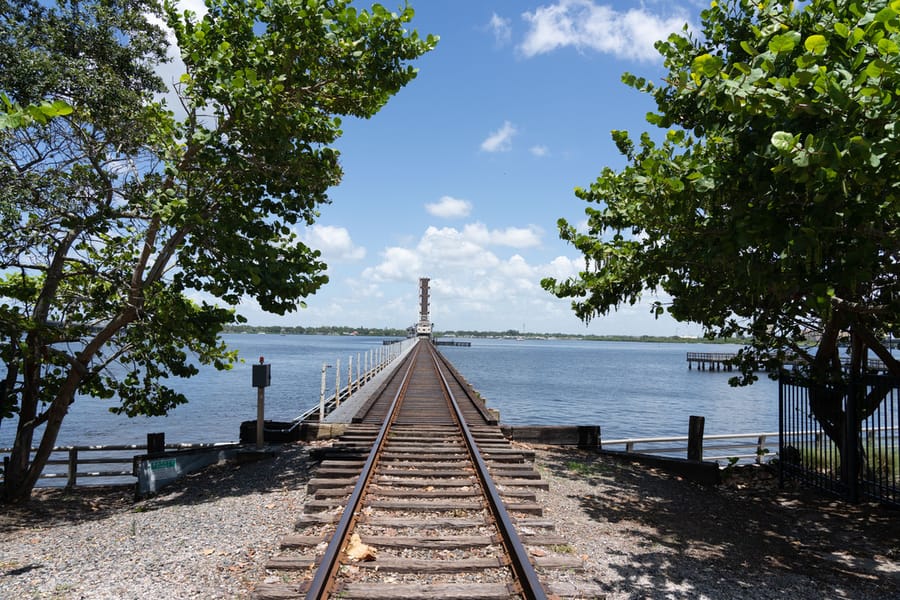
[
  {"xmin": 805, "ymin": 319, "xmax": 894, "ymax": 497},
  {"xmin": 3, "ymin": 308, "xmax": 136, "ymax": 503},
  {"xmin": 3, "ymin": 373, "xmax": 80, "ymax": 504},
  {"xmin": 4, "ymin": 337, "xmax": 43, "ymax": 503}
]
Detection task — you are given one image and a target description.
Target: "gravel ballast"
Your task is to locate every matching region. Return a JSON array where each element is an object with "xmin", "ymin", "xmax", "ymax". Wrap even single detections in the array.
[{"xmin": 2, "ymin": 441, "xmax": 899, "ymax": 599}]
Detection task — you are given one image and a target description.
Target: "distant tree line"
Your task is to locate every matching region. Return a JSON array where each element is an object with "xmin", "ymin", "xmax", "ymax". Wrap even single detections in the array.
[
  {"xmin": 436, "ymin": 330, "xmax": 746, "ymax": 344},
  {"xmin": 225, "ymin": 325, "xmax": 411, "ymax": 337},
  {"xmin": 224, "ymin": 325, "xmax": 747, "ymax": 344}
]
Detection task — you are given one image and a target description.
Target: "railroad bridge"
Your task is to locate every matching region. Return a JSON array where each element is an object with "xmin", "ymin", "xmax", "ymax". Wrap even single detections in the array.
[{"xmin": 254, "ymin": 336, "xmax": 603, "ymax": 599}]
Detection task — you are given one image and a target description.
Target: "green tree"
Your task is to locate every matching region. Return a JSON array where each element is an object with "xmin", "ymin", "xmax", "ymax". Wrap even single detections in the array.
[
  {"xmin": 0, "ymin": 0, "xmax": 435, "ymax": 503},
  {"xmin": 543, "ymin": 0, "xmax": 900, "ymax": 477}
]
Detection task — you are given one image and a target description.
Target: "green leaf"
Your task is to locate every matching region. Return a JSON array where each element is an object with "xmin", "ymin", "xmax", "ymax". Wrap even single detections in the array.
[
  {"xmin": 692, "ymin": 53, "xmax": 723, "ymax": 77},
  {"xmin": 866, "ymin": 60, "xmax": 886, "ymax": 78},
  {"xmin": 792, "ymin": 149, "xmax": 810, "ymax": 167},
  {"xmin": 771, "ymin": 131, "xmax": 796, "ymax": 152},
  {"xmin": 666, "ymin": 177, "xmax": 685, "ymax": 192},
  {"xmin": 49, "ymin": 100, "xmax": 73, "ymax": 116},
  {"xmin": 733, "ymin": 61, "xmax": 752, "ymax": 74},
  {"xmin": 874, "ymin": 7, "xmax": 898, "ymax": 23},
  {"xmin": 804, "ymin": 34, "xmax": 828, "ymax": 55},
  {"xmin": 878, "ymin": 38, "xmax": 900, "ymax": 55},
  {"xmin": 769, "ymin": 32, "xmax": 801, "ymax": 54}
]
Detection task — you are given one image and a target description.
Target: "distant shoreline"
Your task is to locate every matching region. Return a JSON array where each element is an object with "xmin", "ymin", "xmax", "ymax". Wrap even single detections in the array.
[{"xmin": 223, "ymin": 325, "xmax": 745, "ymax": 345}]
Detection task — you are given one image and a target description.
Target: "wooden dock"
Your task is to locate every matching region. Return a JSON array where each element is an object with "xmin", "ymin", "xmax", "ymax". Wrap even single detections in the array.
[
  {"xmin": 687, "ymin": 352, "xmax": 892, "ymax": 373},
  {"xmin": 434, "ymin": 339, "xmax": 471, "ymax": 346},
  {"xmin": 686, "ymin": 352, "xmax": 735, "ymax": 371}
]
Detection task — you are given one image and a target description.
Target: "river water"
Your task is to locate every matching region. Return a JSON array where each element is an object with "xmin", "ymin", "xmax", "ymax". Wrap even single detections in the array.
[{"xmin": 0, "ymin": 335, "xmax": 778, "ymax": 448}]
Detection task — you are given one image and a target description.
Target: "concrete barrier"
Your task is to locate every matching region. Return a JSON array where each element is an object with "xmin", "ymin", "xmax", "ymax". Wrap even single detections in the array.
[
  {"xmin": 500, "ymin": 425, "xmax": 600, "ymax": 449},
  {"xmin": 133, "ymin": 444, "xmax": 242, "ymax": 497}
]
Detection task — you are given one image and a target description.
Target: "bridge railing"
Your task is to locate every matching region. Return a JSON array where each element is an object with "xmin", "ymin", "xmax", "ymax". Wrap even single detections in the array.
[{"xmin": 302, "ymin": 336, "xmax": 418, "ymax": 422}]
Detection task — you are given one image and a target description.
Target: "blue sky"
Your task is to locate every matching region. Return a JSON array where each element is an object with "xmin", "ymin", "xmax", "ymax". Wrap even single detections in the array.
[{"xmin": 174, "ymin": 0, "xmax": 708, "ymax": 335}]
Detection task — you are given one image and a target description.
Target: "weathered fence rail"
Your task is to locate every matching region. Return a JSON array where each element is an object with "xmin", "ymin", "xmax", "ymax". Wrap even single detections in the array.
[
  {"xmin": 1, "ymin": 442, "xmax": 238, "ymax": 489},
  {"xmin": 602, "ymin": 431, "xmax": 779, "ymax": 465}
]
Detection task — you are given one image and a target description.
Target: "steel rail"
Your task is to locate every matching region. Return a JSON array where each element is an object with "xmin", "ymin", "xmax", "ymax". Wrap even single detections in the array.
[
  {"xmin": 429, "ymin": 348, "xmax": 549, "ymax": 600},
  {"xmin": 304, "ymin": 341, "xmax": 421, "ymax": 600},
  {"xmin": 432, "ymin": 347, "xmax": 498, "ymax": 425}
]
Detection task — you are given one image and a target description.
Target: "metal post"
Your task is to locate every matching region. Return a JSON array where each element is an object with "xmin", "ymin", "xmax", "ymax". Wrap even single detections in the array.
[
  {"xmin": 356, "ymin": 352, "xmax": 361, "ymax": 391},
  {"xmin": 256, "ymin": 386, "xmax": 265, "ymax": 450},
  {"xmin": 319, "ymin": 363, "xmax": 328, "ymax": 421},
  {"xmin": 845, "ymin": 375, "xmax": 860, "ymax": 503},
  {"xmin": 252, "ymin": 357, "xmax": 271, "ymax": 450},
  {"xmin": 335, "ymin": 358, "xmax": 341, "ymax": 407},
  {"xmin": 348, "ymin": 355, "xmax": 353, "ymax": 397},
  {"xmin": 778, "ymin": 373, "xmax": 785, "ymax": 489}
]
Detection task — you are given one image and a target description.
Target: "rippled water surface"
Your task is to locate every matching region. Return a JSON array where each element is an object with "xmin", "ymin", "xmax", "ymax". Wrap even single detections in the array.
[
  {"xmin": 440, "ymin": 338, "xmax": 778, "ymax": 439},
  {"xmin": 0, "ymin": 335, "xmax": 779, "ymax": 447}
]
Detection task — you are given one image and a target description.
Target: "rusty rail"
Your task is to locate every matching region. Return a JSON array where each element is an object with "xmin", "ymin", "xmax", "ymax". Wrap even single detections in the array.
[
  {"xmin": 430, "ymin": 349, "xmax": 547, "ymax": 599},
  {"xmin": 255, "ymin": 341, "xmax": 556, "ymax": 600},
  {"xmin": 304, "ymin": 341, "xmax": 421, "ymax": 599}
]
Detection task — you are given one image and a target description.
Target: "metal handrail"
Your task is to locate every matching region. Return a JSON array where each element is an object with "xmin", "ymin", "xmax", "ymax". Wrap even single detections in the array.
[
  {"xmin": 602, "ymin": 431, "xmax": 780, "ymax": 464},
  {"xmin": 602, "ymin": 427, "xmax": 898, "ymax": 464}
]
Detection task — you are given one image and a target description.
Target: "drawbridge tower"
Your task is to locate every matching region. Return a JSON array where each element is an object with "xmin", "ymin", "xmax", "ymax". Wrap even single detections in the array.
[{"xmin": 415, "ymin": 277, "xmax": 433, "ymax": 338}]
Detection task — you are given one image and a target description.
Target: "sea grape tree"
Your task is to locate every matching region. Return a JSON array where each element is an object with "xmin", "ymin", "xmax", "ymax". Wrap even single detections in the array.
[
  {"xmin": 543, "ymin": 0, "xmax": 900, "ymax": 473},
  {"xmin": 0, "ymin": 0, "xmax": 435, "ymax": 503}
]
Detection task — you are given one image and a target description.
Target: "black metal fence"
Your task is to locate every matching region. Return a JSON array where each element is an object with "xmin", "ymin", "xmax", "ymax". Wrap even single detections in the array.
[{"xmin": 779, "ymin": 374, "xmax": 899, "ymax": 507}]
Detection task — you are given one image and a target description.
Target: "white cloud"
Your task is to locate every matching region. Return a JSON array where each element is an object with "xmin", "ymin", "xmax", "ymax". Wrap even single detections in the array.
[
  {"xmin": 419, "ymin": 226, "xmax": 501, "ymax": 268},
  {"xmin": 519, "ymin": 0, "xmax": 689, "ymax": 62},
  {"xmin": 303, "ymin": 224, "xmax": 365, "ymax": 262},
  {"xmin": 245, "ymin": 221, "xmax": 702, "ymax": 335},
  {"xmin": 489, "ymin": 13, "xmax": 512, "ymax": 45},
  {"xmin": 425, "ymin": 196, "xmax": 473, "ymax": 219},
  {"xmin": 360, "ymin": 223, "xmax": 543, "ymax": 290},
  {"xmin": 362, "ymin": 247, "xmax": 422, "ymax": 282},
  {"xmin": 500, "ymin": 254, "xmax": 535, "ymax": 279},
  {"xmin": 462, "ymin": 223, "xmax": 542, "ymax": 248},
  {"xmin": 480, "ymin": 121, "xmax": 518, "ymax": 152},
  {"xmin": 355, "ymin": 221, "xmax": 560, "ymax": 330},
  {"xmin": 546, "ymin": 255, "xmax": 581, "ymax": 280},
  {"xmin": 530, "ymin": 145, "xmax": 549, "ymax": 157}
]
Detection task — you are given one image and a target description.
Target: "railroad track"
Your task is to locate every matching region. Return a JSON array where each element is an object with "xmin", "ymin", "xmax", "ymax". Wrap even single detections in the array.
[{"xmin": 254, "ymin": 340, "xmax": 591, "ymax": 599}]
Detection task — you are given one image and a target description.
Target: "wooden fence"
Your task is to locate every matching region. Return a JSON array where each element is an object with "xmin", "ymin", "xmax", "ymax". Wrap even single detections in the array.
[
  {"xmin": 1, "ymin": 442, "xmax": 238, "ymax": 489},
  {"xmin": 601, "ymin": 431, "xmax": 778, "ymax": 465}
]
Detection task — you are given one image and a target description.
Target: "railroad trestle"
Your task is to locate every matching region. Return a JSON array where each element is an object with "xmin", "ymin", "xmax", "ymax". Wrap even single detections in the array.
[{"xmin": 254, "ymin": 339, "xmax": 601, "ymax": 599}]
